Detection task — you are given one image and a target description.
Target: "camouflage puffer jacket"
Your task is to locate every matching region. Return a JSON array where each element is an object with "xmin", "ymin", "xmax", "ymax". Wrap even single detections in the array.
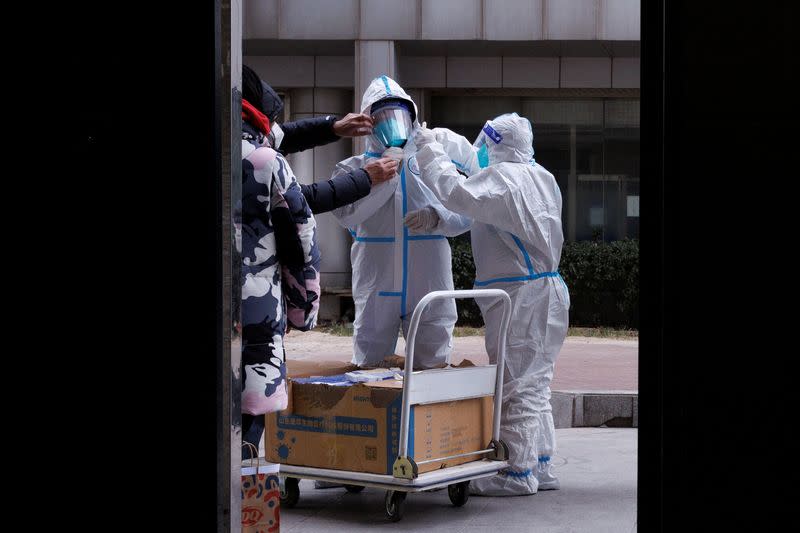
[{"xmin": 240, "ymin": 126, "xmax": 320, "ymax": 415}]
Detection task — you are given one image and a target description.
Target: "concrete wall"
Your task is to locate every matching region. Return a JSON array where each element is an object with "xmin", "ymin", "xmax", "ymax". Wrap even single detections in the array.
[
  {"xmin": 282, "ymin": 87, "xmax": 354, "ymax": 293},
  {"xmin": 255, "ymin": 54, "xmax": 640, "ymax": 90},
  {"xmin": 243, "ymin": 0, "xmax": 640, "ymax": 41}
]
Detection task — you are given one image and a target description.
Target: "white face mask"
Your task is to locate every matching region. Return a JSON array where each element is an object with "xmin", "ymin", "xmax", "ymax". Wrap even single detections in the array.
[
  {"xmin": 268, "ymin": 123, "xmax": 284, "ymax": 149},
  {"xmin": 382, "ymin": 146, "xmax": 404, "ymax": 162}
]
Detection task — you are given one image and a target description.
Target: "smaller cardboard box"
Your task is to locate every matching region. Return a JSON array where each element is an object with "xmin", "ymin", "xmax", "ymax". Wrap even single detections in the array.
[{"xmin": 265, "ymin": 377, "xmax": 493, "ymax": 475}]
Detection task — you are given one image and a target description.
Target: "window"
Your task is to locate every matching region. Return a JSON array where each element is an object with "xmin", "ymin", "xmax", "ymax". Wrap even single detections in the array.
[{"xmin": 431, "ymin": 96, "xmax": 640, "ymax": 242}]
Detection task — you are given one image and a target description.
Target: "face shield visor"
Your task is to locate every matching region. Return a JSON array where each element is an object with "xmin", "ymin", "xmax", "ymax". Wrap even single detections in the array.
[
  {"xmin": 473, "ymin": 120, "xmax": 503, "ymax": 168},
  {"xmin": 370, "ymin": 99, "xmax": 414, "ymax": 148}
]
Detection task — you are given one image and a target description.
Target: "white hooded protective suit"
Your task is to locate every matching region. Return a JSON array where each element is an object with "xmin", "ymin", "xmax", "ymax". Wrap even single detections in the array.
[
  {"xmin": 415, "ymin": 113, "xmax": 570, "ymax": 495},
  {"xmin": 331, "ymin": 76, "xmax": 478, "ymax": 369}
]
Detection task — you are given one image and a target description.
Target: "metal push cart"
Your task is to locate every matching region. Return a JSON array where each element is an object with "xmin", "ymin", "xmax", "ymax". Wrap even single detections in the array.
[{"xmin": 278, "ymin": 289, "xmax": 512, "ymax": 521}]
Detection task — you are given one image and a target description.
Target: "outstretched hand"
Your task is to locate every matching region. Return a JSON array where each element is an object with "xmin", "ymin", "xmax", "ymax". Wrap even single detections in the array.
[
  {"xmin": 364, "ymin": 157, "xmax": 399, "ymax": 185},
  {"xmin": 333, "ymin": 113, "xmax": 373, "ymax": 137}
]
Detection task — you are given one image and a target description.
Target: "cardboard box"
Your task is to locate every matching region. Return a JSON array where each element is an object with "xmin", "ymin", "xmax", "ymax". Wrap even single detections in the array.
[
  {"xmin": 285, "ymin": 359, "xmax": 358, "ymax": 378},
  {"xmin": 265, "ymin": 377, "xmax": 493, "ymax": 475}
]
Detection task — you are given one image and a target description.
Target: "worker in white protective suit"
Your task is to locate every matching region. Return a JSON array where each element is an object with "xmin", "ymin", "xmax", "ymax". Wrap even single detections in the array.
[
  {"xmin": 330, "ymin": 75, "xmax": 479, "ymax": 369},
  {"xmin": 411, "ymin": 113, "xmax": 570, "ymax": 495}
]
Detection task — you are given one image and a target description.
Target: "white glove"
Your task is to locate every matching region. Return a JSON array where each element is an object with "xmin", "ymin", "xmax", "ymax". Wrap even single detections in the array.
[
  {"xmin": 414, "ymin": 125, "xmax": 436, "ymax": 148},
  {"xmin": 403, "ymin": 206, "xmax": 440, "ymax": 233}
]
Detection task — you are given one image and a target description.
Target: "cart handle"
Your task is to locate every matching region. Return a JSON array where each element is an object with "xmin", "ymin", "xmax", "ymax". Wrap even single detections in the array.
[{"xmin": 398, "ymin": 289, "xmax": 512, "ymax": 459}]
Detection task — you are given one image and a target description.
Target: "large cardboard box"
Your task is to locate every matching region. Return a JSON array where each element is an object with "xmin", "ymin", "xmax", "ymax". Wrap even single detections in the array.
[{"xmin": 265, "ymin": 376, "xmax": 493, "ymax": 475}]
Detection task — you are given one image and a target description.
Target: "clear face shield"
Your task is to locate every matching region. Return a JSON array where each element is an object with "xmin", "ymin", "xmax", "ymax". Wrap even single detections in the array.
[
  {"xmin": 473, "ymin": 120, "xmax": 503, "ymax": 168},
  {"xmin": 370, "ymin": 100, "xmax": 414, "ymax": 148}
]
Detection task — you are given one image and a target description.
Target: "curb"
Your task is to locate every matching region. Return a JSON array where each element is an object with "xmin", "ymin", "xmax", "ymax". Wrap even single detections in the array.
[{"xmin": 552, "ymin": 390, "xmax": 639, "ymax": 428}]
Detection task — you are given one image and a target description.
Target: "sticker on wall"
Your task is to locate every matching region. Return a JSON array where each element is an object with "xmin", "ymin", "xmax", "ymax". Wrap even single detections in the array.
[
  {"xmin": 627, "ymin": 195, "xmax": 640, "ymax": 217},
  {"xmin": 589, "ymin": 207, "xmax": 604, "ymax": 227}
]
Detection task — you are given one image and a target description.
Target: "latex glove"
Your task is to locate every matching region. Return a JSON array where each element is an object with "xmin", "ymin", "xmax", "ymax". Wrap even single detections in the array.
[
  {"xmin": 332, "ymin": 113, "xmax": 373, "ymax": 137},
  {"xmin": 414, "ymin": 122, "xmax": 436, "ymax": 148},
  {"xmin": 403, "ymin": 206, "xmax": 440, "ymax": 233}
]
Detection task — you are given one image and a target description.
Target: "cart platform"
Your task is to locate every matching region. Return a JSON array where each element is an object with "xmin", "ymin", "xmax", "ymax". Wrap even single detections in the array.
[
  {"xmin": 277, "ymin": 289, "xmax": 513, "ymax": 521},
  {"xmin": 280, "ymin": 458, "xmax": 510, "ymax": 492}
]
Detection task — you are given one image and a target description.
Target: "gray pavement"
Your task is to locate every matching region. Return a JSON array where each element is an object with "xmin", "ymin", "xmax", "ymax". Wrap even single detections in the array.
[{"xmin": 280, "ymin": 428, "xmax": 637, "ymax": 533}]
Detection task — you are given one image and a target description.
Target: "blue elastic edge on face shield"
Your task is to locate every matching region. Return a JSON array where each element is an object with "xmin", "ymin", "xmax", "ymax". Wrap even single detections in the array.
[
  {"xmin": 370, "ymin": 98, "xmax": 416, "ymax": 122},
  {"xmin": 482, "ymin": 123, "xmax": 503, "ymax": 144}
]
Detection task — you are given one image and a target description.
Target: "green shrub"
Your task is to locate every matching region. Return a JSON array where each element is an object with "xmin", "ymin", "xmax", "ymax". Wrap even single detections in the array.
[
  {"xmin": 448, "ymin": 236, "xmax": 639, "ymax": 329},
  {"xmin": 559, "ymin": 239, "xmax": 639, "ymax": 328},
  {"xmin": 449, "ymin": 234, "xmax": 484, "ymax": 326}
]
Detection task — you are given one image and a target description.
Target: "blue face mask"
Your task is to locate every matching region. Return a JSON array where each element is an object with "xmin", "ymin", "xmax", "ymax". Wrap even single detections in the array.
[{"xmin": 476, "ymin": 144, "xmax": 489, "ymax": 168}]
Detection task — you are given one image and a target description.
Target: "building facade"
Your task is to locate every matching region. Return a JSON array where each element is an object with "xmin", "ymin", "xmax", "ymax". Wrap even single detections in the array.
[{"xmin": 243, "ymin": 0, "xmax": 640, "ymax": 319}]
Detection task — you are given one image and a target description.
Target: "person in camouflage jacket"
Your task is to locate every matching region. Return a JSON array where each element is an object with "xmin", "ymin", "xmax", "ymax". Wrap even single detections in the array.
[{"xmin": 239, "ymin": 94, "xmax": 320, "ymax": 417}]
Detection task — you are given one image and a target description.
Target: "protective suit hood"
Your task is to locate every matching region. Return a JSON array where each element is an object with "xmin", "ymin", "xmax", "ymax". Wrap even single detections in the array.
[
  {"xmin": 360, "ymin": 75, "xmax": 419, "ymax": 153},
  {"xmin": 476, "ymin": 113, "xmax": 534, "ymax": 166}
]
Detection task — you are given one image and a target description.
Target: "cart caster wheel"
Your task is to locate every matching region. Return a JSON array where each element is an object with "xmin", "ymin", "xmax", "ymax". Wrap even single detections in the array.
[
  {"xmin": 448, "ymin": 481, "xmax": 470, "ymax": 507},
  {"xmin": 344, "ymin": 484, "xmax": 365, "ymax": 493},
  {"xmin": 385, "ymin": 490, "xmax": 406, "ymax": 522},
  {"xmin": 280, "ymin": 477, "xmax": 300, "ymax": 508}
]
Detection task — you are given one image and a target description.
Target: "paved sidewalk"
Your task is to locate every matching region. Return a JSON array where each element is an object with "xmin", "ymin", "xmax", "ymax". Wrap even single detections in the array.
[
  {"xmin": 280, "ymin": 428, "xmax": 637, "ymax": 533},
  {"xmin": 284, "ymin": 331, "xmax": 638, "ymax": 428},
  {"xmin": 285, "ymin": 331, "xmax": 637, "ymax": 391}
]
